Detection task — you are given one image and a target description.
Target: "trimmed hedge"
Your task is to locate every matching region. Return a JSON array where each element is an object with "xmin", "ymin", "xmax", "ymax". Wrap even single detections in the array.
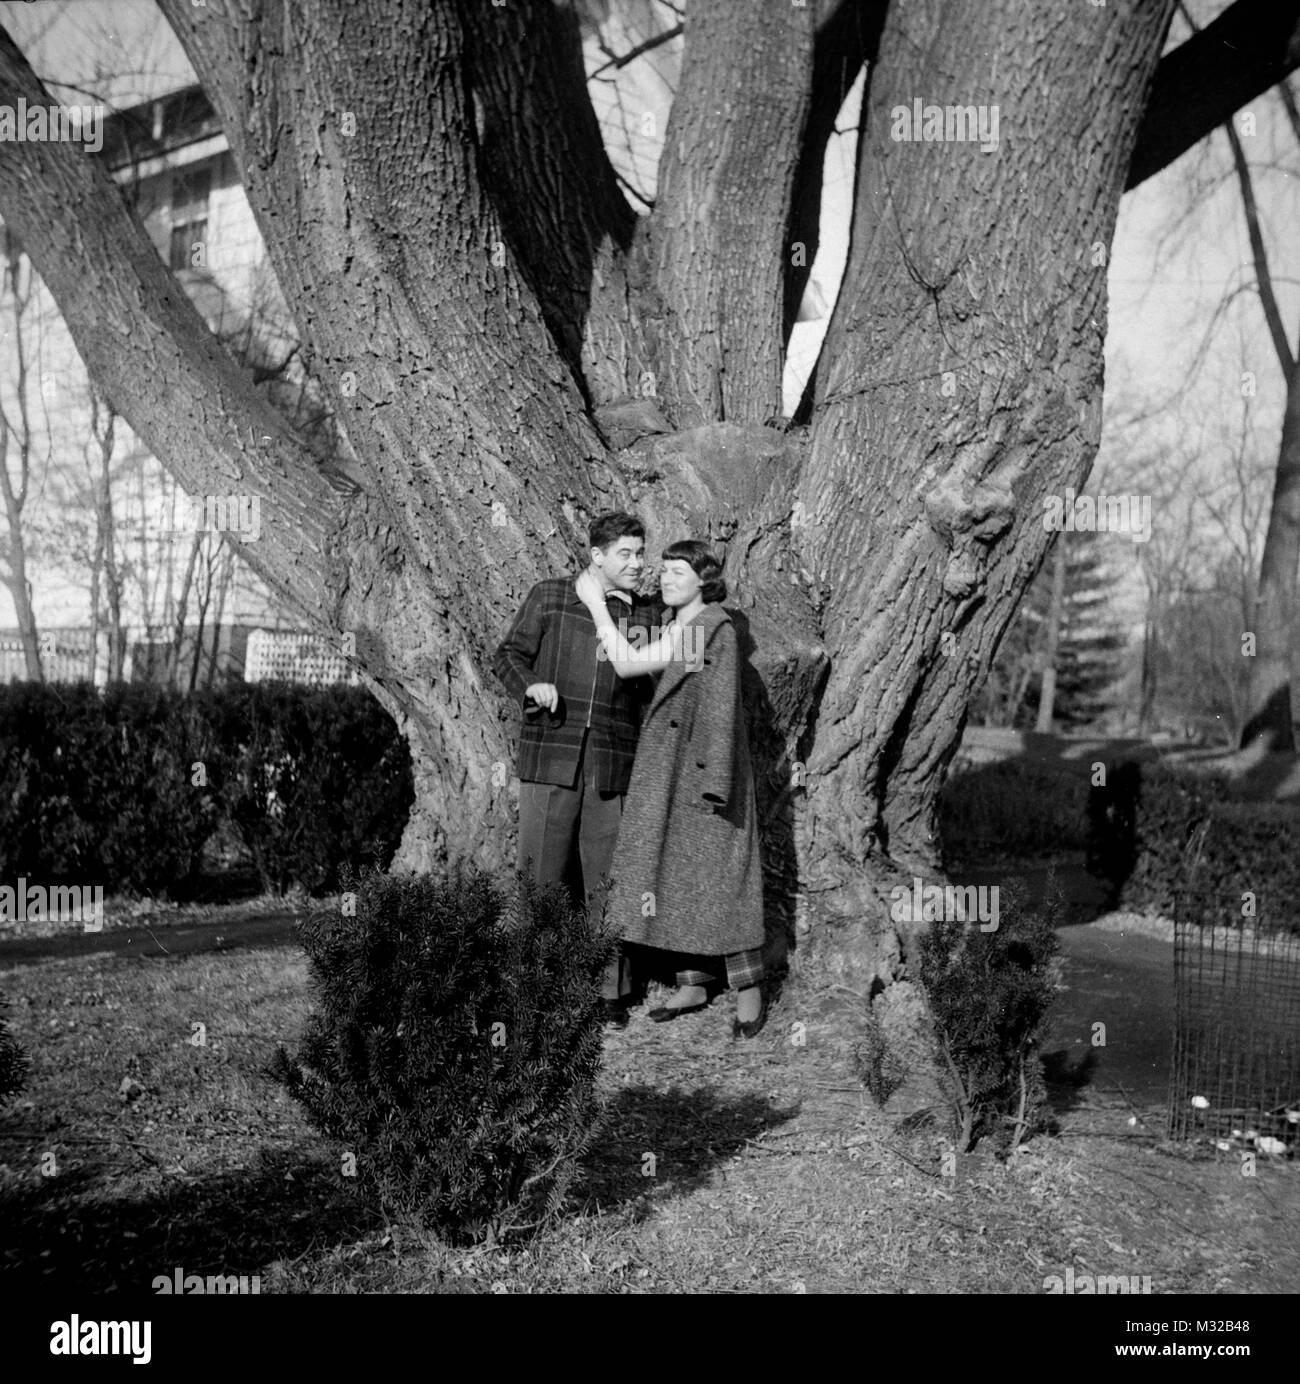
[
  {"xmin": 939, "ymin": 759, "xmax": 1090, "ymax": 858},
  {"xmin": 200, "ymin": 683, "xmax": 414, "ymax": 895},
  {"xmin": 0, "ymin": 681, "xmax": 413, "ymax": 897},
  {"xmin": 0, "ymin": 682, "xmax": 218, "ymax": 892},
  {"xmin": 1088, "ymin": 761, "xmax": 1300, "ymax": 930}
]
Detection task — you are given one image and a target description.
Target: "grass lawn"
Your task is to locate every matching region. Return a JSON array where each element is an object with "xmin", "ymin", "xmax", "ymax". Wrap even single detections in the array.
[{"xmin": 2, "ymin": 930, "xmax": 1296, "ymax": 1294}]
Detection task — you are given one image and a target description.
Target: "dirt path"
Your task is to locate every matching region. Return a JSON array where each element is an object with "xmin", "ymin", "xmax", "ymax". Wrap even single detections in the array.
[
  {"xmin": 0, "ymin": 893, "xmax": 1178, "ymax": 1112},
  {"xmin": 1048, "ymin": 923, "xmax": 1174, "ymax": 1106},
  {"xmin": 0, "ymin": 912, "xmax": 299, "ymax": 968}
]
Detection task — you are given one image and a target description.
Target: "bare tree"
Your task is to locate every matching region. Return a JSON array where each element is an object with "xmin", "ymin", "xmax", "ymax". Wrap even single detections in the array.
[
  {"xmin": 0, "ymin": 229, "xmax": 46, "ymax": 680},
  {"xmin": 1163, "ymin": 0, "xmax": 1300, "ymax": 749},
  {"xmin": 86, "ymin": 385, "xmax": 128, "ymax": 680}
]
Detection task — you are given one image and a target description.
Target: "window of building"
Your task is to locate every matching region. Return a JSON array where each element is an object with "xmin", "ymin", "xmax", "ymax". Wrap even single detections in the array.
[{"xmin": 169, "ymin": 165, "xmax": 211, "ymax": 271}]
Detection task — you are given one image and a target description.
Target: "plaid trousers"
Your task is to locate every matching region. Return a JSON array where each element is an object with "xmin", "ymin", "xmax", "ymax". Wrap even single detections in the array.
[{"xmin": 672, "ymin": 948, "xmax": 765, "ymax": 991}]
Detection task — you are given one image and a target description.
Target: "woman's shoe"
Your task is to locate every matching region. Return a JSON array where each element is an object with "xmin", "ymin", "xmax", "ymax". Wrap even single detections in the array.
[
  {"xmin": 732, "ymin": 990, "xmax": 768, "ymax": 1039},
  {"xmin": 648, "ymin": 999, "xmax": 710, "ymax": 1023},
  {"xmin": 648, "ymin": 986, "xmax": 710, "ymax": 1022}
]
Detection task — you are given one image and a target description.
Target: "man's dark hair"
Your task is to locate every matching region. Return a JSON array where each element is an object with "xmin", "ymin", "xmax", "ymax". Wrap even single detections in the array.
[
  {"xmin": 662, "ymin": 538, "xmax": 727, "ymax": 605},
  {"xmin": 589, "ymin": 511, "xmax": 645, "ymax": 552}
]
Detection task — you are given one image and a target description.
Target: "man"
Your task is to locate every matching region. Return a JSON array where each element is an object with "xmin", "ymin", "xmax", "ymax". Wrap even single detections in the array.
[{"xmin": 492, "ymin": 512, "xmax": 659, "ymax": 1026}]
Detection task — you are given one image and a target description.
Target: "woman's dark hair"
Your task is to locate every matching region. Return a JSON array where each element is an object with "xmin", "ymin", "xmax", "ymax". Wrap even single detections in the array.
[
  {"xmin": 662, "ymin": 539, "xmax": 727, "ymax": 605},
  {"xmin": 589, "ymin": 510, "xmax": 645, "ymax": 551}
]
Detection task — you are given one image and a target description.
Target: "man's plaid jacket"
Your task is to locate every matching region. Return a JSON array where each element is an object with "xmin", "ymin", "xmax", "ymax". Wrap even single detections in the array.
[{"xmin": 492, "ymin": 576, "xmax": 660, "ymax": 793}]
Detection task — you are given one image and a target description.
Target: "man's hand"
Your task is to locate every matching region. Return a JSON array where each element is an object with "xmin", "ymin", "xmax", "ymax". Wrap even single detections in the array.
[{"xmin": 524, "ymin": 682, "xmax": 560, "ymax": 713}]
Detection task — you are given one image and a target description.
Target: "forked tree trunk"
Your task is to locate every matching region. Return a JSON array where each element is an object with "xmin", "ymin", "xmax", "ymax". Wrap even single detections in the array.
[{"xmin": 6, "ymin": 0, "xmax": 1284, "ymax": 1109}]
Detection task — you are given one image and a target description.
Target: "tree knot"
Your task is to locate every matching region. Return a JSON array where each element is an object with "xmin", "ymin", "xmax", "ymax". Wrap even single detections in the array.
[{"xmin": 923, "ymin": 469, "xmax": 1017, "ymax": 597}]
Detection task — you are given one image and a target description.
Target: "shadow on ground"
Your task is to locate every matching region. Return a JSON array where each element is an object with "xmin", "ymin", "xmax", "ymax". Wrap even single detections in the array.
[
  {"xmin": 0, "ymin": 1085, "xmax": 797, "ymax": 1290},
  {"xmin": 1041, "ymin": 1047, "xmax": 1100, "ymax": 1122},
  {"xmin": 0, "ymin": 1148, "xmax": 380, "ymax": 1293},
  {"xmin": 578, "ymin": 1085, "xmax": 798, "ymax": 1218}
]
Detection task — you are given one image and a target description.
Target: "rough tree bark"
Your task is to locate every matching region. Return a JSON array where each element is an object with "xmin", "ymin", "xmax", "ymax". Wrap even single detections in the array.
[{"xmin": 1, "ymin": 0, "xmax": 1296, "ymax": 1104}]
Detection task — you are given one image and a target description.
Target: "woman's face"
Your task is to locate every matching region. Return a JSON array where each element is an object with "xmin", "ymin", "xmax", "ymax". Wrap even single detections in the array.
[{"xmin": 659, "ymin": 558, "xmax": 702, "ymax": 609}]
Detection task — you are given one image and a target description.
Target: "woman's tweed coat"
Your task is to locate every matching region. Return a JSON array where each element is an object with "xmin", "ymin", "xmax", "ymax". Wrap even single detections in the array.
[{"xmin": 609, "ymin": 602, "xmax": 764, "ymax": 957}]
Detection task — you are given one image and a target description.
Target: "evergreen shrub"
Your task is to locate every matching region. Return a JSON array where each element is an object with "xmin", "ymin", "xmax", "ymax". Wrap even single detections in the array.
[
  {"xmin": 272, "ymin": 868, "xmax": 613, "ymax": 1244},
  {"xmin": 918, "ymin": 882, "xmax": 1060, "ymax": 1151}
]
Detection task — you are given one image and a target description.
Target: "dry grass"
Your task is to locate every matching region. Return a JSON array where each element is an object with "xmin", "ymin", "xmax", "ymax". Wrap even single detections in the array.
[{"xmin": 3, "ymin": 934, "xmax": 1295, "ymax": 1294}]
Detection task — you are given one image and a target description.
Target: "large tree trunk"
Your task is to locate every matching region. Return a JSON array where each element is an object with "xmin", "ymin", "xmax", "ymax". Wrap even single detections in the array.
[
  {"xmin": 9, "ymin": 0, "xmax": 1293, "ymax": 1108},
  {"xmin": 793, "ymin": 0, "xmax": 1174, "ymax": 932}
]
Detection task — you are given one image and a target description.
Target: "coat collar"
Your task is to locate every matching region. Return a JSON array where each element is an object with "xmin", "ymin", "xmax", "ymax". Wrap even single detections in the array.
[
  {"xmin": 649, "ymin": 602, "xmax": 730, "ymax": 713},
  {"xmin": 676, "ymin": 601, "xmax": 729, "ymax": 638}
]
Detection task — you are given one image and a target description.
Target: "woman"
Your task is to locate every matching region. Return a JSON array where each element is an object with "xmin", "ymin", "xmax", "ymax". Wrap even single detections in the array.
[{"xmin": 574, "ymin": 539, "xmax": 767, "ymax": 1038}]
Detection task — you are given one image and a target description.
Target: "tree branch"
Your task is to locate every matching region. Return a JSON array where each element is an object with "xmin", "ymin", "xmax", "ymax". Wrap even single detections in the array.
[
  {"xmin": 457, "ymin": 0, "xmax": 640, "ymax": 396},
  {"xmin": 648, "ymin": 0, "xmax": 816, "ymax": 424},
  {"xmin": 591, "ymin": 24, "xmax": 683, "ymax": 78},
  {"xmin": 155, "ymin": 0, "xmax": 610, "ymax": 582},
  {"xmin": 1127, "ymin": 0, "xmax": 1300, "ymax": 190},
  {"xmin": 0, "ymin": 19, "xmax": 343, "ymax": 629},
  {"xmin": 1175, "ymin": 1, "xmax": 1295, "ymax": 375},
  {"xmin": 1223, "ymin": 119, "xmax": 1295, "ymax": 376}
]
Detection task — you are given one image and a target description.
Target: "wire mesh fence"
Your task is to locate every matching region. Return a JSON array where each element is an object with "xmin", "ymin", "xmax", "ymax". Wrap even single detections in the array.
[{"xmin": 1168, "ymin": 889, "xmax": 1300, "ymax": 1155}]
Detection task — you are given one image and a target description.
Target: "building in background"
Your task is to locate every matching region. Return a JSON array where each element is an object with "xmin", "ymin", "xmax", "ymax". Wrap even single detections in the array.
[{"xmin": 0, "ymin": 83, "xmax": 341, "ymax": 687}]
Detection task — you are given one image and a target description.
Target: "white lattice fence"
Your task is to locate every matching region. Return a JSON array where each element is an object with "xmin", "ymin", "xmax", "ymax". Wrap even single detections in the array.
[
  {"xmin": 244, "ymin": 629, "xmax": 358, "ymax": 685},
  {"xmin": 0, "ymin": 638, "xmax": 93, "ymax": 684}
]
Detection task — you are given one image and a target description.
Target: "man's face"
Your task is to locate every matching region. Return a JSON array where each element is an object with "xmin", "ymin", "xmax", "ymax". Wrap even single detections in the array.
[{"xmin": 591, "ymin": 534, "xmax": 645, "ymax": 591}]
